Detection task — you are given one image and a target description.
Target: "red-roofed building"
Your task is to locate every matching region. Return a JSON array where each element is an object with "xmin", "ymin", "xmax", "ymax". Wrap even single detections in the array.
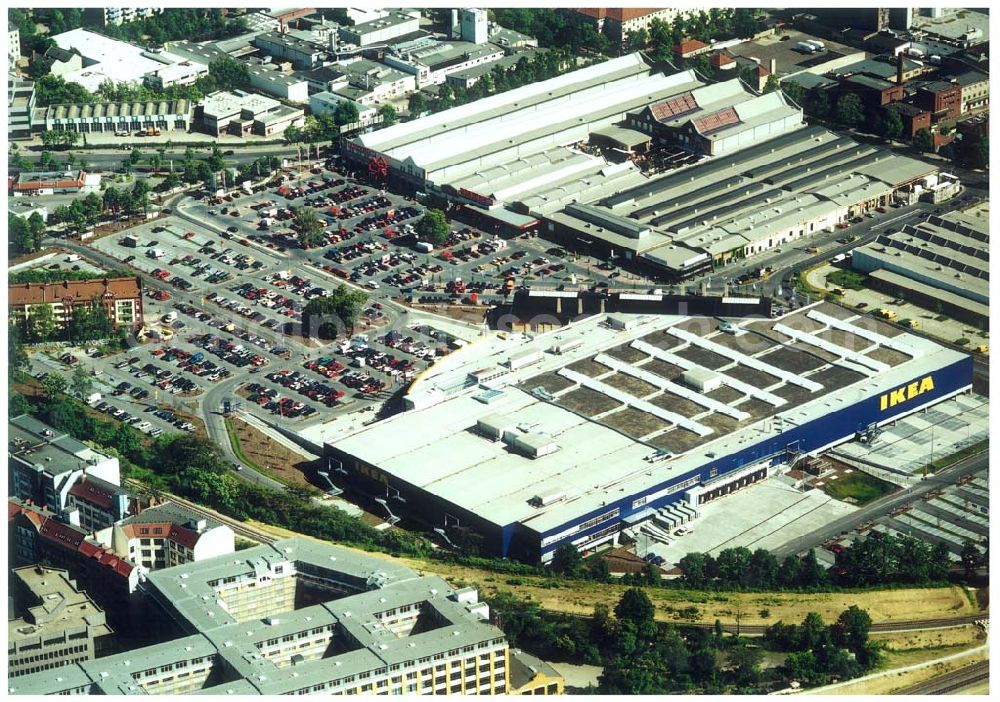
[
  {"xmin": 8, "ymin": 276, "xmax": 144, "ymax": 333},
  {"xmin": 65, "ymin": 474, "xmax": 128, "ymax": 532},
  {"xmin": 710, "ymin": 52, "xmax": 736, "ymax": 71},
  {"xmin": 99, "ymin": 502, "xmax": 234, "ymax": 571},
  {"xmin": 675, "ymin": 38, "xmax": 710, "ymax": 60},
  {"xmin": 9, "ymin": 498, "xmax": 140, "ymax": 619},
  {"xmin": 576, "ymin": 8, "xmax": 695, "ymax": 47}
]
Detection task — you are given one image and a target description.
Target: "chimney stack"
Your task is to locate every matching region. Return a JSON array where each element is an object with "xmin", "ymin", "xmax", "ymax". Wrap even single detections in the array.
[
  {"xmin": 897, "ymin": 53, "xmax": 904, "ymax": 86},
  {"xmin": 770, "ymin": 58, "xmax": 776, "ymax": 76}
]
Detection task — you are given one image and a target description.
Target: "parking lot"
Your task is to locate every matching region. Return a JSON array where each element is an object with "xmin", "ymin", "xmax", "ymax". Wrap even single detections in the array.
[{"xmin": 175, "ymin": 158, "xmax": 658, "ymax": 304}]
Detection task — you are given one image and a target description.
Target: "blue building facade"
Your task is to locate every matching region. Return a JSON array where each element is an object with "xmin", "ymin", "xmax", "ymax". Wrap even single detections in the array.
[{"xmin": 525, "ymin": 354, "xmax": 973, "ymax": 562}]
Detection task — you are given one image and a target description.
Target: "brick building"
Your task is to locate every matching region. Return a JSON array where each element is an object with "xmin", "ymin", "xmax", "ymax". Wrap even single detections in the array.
[
  {"xmin": 8, "ymin": 276, "xmax": 144, "ymax": 333},
  {"xmin": 916, "ymin": 80, "xmax": 963, "ymax": 121}
]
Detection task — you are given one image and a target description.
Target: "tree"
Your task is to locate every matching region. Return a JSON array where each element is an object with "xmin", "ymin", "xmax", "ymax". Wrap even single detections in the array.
[
  {"xmin": 799, "ymin": 612, "xmax": 829, "ymax": 652},
  {"xmin": 27, "ymin": 304, "xmax": 58, "ymax": 342},
  {"xmin": 831, "ymin": 605, "xmax": 872, "ymax": 654},
  {"xmin": 40, "ymin": 372, "xmax": 69, "ymax": 397},
  {"xmin": 301, "ymin": 286, "xmax": 368, "ymax": 338},
  {"xmin": 628, "ymin": 27, "xmax": 649, "ymax": 51},
  {"xmin": 835, "ymin": 93, "xmax": 865, "ymax": 128},
  {"xmin": 798, "ymin": 548, "xmax": 828, "ymax": 587},
  {"xmin": 378, "ymin": 103, "xmax": 398, "ymax": 127},
  {"xmin": 913, "ymin": 127, "xmax": 934, "ymax": 152},
  {"xmin": 747, "ymin": 548, "xmax": 779, "ymax": 589},
  {"xmin": 70, "ymin": 365, "xmax": 94, "ymax": 398},
  {"xmin": 732, "ymin": 8, "xmax": 758, "ymax": 39},
  {"xmin": 415, "ymin": 208, "xmax": 450, "ymax": 246},
  {"xmin": 615, "ymin": 587, "xmax": 655, "ymax": 625},
  {"xmin": 961, "ymin": 540, "xmax": 983, "ymax": 579},
  {"xmin": 208, "ymin": 55, "xmax": 250, "ymax": 91},
  {"xmin": 332, "ymin": 99, "xmax": 360, "ymax": 127},
  {"xmin": 715, "ymin": 547, "xmax": 752, "ymax": 586},
  {"xmin": 291, "ymin": 206, "xmax": 325, "ymax": 248},
  {"xmin": 586, "ymin": 555, "xmax": 611, "ymax": 581},
  {"xmin": 763, "ymin": 75, "xmax": 781, "ymax": 94},
  {"xmin": 878, "ymin": 108, "xmax": 904, "ymax": 142},
  {"xmin": 727, "ymin": 643, "xmax": 763, "ymax": 686},
  {"xmin": 782, "ymin": 650, "xmax": 819, "ymax": 685},
  {"xmin": 407, "ymin": 91, "xmax": 428, "ymax": 116},
  {"xmin": 678, "ymin": 552, "xmax": 708, "ymax": 588},
  {"xmin": 551, "ymin": 543, "xmax": 584, "ymax": 577}
]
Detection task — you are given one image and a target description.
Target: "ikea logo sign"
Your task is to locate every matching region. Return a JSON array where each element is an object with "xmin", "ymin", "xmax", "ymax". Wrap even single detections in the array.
[{"xmin": 880, "ymin": 376, "xmax": 934, "ymax": 411}]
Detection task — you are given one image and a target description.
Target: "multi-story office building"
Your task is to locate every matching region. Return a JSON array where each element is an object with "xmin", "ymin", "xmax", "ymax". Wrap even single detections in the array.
[
  {"xmin": 9, "ymin": 538, "xmax": 522, "ymax": 696},
  {"xmin": 9, "ymin": 415, "xmax": 122, "ymax": 516},
  {"xmin": 8, "ymin": 566, "xmax": 114, "ymax": 679},
  {"xmin": 8, "ymin": 277, "xmax": 144, "ymax": 333}
]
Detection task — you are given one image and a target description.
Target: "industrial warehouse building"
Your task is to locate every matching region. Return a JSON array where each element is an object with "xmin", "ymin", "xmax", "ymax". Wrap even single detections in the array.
[
  {"xmin": 325, "ymin": 304, "xmax": 973, "ymax": 563},
  {"xmin": 344, "ymin": 52, "xmax": 943, "ymax": 278},
  {"xmin": 852, "ymin": 209, "xmax": 989, "ymax": 326},
  {"xmin": 9, "ymin": 539, "xmax": 516, "ymax": 696}
]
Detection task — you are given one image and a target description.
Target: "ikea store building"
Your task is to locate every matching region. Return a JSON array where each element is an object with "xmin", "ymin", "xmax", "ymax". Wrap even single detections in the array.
[{"xmin": 326, "ymin": 304, "xmax": 972, "ymax": 563}]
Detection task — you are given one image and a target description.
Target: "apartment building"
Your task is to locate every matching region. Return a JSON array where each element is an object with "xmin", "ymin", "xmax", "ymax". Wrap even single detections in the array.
[
  {"xmin": 577, "ymin": 8, "xmax": 695, "ymax": 47},
  {"xmin": 9, "ymin": 415, "xmax": 122, "ymax": 516},
  {"xmin": 955, "ymin": 71, "xmax": 989, "ymax": 114},
  {"xmin": 8, "ymin": 566, "xmax": 114, "ymax": 679},
  {"xmin": 83, "ymin": 7, "xmax": 162, "ymax": 27},
  {"xmin": 8, "ymin": 276, "xmax": 144, "ymax": 333},
  {"xmin": 8, "ymin": 79, "xmax": 35, "ymax": 141},
  {"xmin": 8, "ymin": 22, "xmax": 20, "ymax": 71},
  {"xmin": 10, "ymin": 539, "xmax": 524, "ymax": 695},
  {"xmin": 96, "ymin": 502, "xmax": 235, "ymax": 570},
  {"xmin": 64, "ymin": 474, "xmax": 129, "ymax": 532}
]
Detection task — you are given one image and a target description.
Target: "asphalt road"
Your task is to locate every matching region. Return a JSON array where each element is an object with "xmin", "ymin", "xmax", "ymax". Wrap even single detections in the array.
[{"xmin": 771, "ymin": 451, "xmax": 988, "ymax": 559}]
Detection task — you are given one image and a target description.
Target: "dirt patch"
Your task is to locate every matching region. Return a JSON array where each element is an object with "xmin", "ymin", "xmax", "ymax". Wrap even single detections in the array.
[
  {"xmin": 865, "ymin": 346, "xmax": 912, "ymax": 366},
  {"xmin": 761, "ymin": 346, "xmax": 827, "ymax": 373},
  {"xmin": 527, "ymin": 372, "xmax": 575, "ymax": 395},
  {"xmin": 643, "ymin": 359, "xmax": 686, "ymax": 381},
  {"xmin": 781, "ymin": 313, "xmax": 826, "ymax": 334},
  {"xmin": 408, "ymin": 303, "xmax": 486, "ymax": 325},
  {"xmin": 651, "ymin": 427, "xmax": 704, "ymax": 454},
  {"xmin": 736, "ymin": 398, "xmax": 777, "ymax": 420},
  {"xmin": 557, "ymin": 387, "xmax": 622, "ymax": 417},
  {"xmin": 709, "ymin": 331, "xmax": 778, "ymax": 356},
  {"xmin": 605, "ymin": 343, "xmax": 650, "ymax": 364},
  {"xmin": 814, "ymin": 301, "xmax": 857, "ymax": 321},
  {"xmin": 816, "ymin": 328, "xmax": 873, "ymax": 352},
  {"xmin": 773, "ymin": 383, "xmax": 817, "ymax": 405},
  {"xmin": 674, "ymin": 344, "xmax": 731, "ymax": 370},
  {"xmin": 639, "ymin": 330, "xmax": 682, "ymax": 350},
  {"xmin": 791, "ymin": 341, "xmax": 841, "ymax": 363},
  {"xmin": 566, "ymin": 356, "xmax": 610, "ymax": 378},
  {"xmin": 651, "ymin": 392, "xmax": 705, "ymax": 418},
  {"xmin": 855, "ymin": 316, "xmax": 906, "ymax": 338},
  {"xmin": 699, "ymin": 413, "xmax": 740, "ymax": 435},
  {"xmin": 808, "ymin": 365, "xmax": 868, "ymax": 392},
  {"xmin": 230, "ymin": 417, "xmax": 317, "ymax": 488},
  {"xmin": 746, "ymin": 321, "xmax": 792, "ymax": 344},
  {"xmin": 722, "ymin": 364, "xmax": 780, "ymax": 389},
  {"xmin": 602, "ymin": 372, "xmax": 659, "ymax": 398},
  {"xmin": 704, "ymin": 385, "xmax": 744, "ymax": 404},
  {"xmin": 601, "ymin": 407, "xmax": 671, "ymax": 437},
  {"xmin": 671, "ymin": 317, "xmax": 718, "ymax": 336}
]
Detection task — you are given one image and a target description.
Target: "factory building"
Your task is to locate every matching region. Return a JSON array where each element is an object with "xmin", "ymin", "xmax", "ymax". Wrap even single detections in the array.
[
  {"xmin": 852, "ymin": 210, "xmax": 989, "ymax": 326},
  {"xmin": 324, "ymin": 306, "xmax": 973, "ymax": 563},
  {"xmin": 346, "ymin": 53, "xmax": 937, "ymax": 278},
  {"xmin": 339, "ymin": 10, "xmax": 421, "ymax": 47},
  {"xmin": 36, "ymin": 99, "xmax": 194, "ymax": 134},
  {"xmin": 541, "ymin": 126, "xmax": 937, "ymax": 278},
  {"xmin": 9, "ymin": 539, "xmax": 519, "ymax": 696}
]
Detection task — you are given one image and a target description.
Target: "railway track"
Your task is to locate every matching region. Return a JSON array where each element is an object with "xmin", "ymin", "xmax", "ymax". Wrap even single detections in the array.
[
  {"xmin": 892, "ymin": 659, "xmax": 989, "ymax": 695},
  {"xmin": 124, "ymin": 480, "xmax": 278, "ymax": 545},
  {"xmin": 123, "ymin": 482, "xmax": 988, "ymax": 637}
]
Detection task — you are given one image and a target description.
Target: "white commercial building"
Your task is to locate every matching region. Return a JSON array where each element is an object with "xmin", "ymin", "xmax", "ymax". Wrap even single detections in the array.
[
  {"xmin": 339, "ymin": 11, "xmax": 421, "ymax": 47},
  {"xmin": 248, "ymin": 63, "xmax": 310, "ymax": 102},
  {"xmin": 311, "ymin": 90, "xmax": 379, "ymax": 127}
]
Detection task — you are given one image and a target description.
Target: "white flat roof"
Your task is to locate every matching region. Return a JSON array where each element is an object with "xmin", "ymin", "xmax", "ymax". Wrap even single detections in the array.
[
  {"xmin": 52, "ymin": 29, "xmax": 186, "ymax": 91},
  {"xmin": 330, "ymin": 307, "xmax": 966, "ymax": 535}
]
